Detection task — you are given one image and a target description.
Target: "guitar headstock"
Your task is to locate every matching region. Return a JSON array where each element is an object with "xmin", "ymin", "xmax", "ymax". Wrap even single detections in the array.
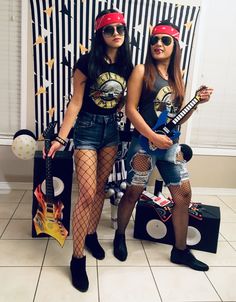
[{"xmin": 43, "ymin": 121, "xmax": 57, "ymax": 140}]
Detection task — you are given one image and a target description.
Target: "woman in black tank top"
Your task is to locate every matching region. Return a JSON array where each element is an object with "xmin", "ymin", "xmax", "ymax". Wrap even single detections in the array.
[{"xmin": 113, "ymin": 21, "xmax": 213, "ymax": 272}]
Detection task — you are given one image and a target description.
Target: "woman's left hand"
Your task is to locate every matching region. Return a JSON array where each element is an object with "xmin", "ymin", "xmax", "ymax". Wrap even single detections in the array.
[{"xmin": 197, "ymin": 85, "xmax": 214, "ymax": 104}]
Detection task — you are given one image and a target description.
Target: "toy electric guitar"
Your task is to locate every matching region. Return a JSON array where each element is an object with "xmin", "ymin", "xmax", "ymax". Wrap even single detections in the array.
[
  {"xmin": 33, "ymin": 122, "xmax": 68, "ymax": 246},
  {"xmin": 139, "ymin": 87, "xmax": 205, "ymax": 154}
]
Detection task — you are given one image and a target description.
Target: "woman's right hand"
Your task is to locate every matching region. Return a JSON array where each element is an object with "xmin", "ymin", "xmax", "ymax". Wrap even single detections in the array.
[
  {"xmin": 42, "ymin": 141, "xmax": 62, "ymax": 159},
  {"xmin": 150, "ymin": 133, "xmax": 173, "ymax": 149}
]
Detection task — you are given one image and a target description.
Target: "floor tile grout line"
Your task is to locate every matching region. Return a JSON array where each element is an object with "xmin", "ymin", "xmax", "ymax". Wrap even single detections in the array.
[
  {"xmin": 217, "ymin": 195, "xmax": 236, "ymax": 215},
  {"xmin": 0, "ymin": 219, "xmax": 12, "ymax": 240},
  {"xmin": 32, "ymin": 238, "xmax": 50, "ymax": 302},
  {"xmin": 140, "ymin": 239, "xmax": 163, "ymax": 302},
  {"xmin": 204, "ymin": 271, "xmax": 223, "ymax": 302},
  {"xmin": 19, "ymin": 190, "xmax": 28, "ymax": 203},
  {"xmin": 96, "ymin": 259, "xmax": 101, "ymax": 302},
  {"xmin": 0, "ymin": 192, "xmax": 29, "ymax": 238},
  {"xmin": 228, "ymin": 241, "xmax": 236, "ymax": 252}
]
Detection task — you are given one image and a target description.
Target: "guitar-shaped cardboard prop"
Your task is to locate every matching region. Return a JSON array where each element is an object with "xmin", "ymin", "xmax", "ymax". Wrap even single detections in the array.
[
  {"xmin": 33, "ymin": 122, "xmax": 68, "ymax": 246},
  {"xmin": 139, "ymin": 87, "xmax": 205, "ymax": 154}
]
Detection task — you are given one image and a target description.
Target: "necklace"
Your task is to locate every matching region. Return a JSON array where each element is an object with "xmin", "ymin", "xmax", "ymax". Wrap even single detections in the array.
[{"xmin": 158, "ymin": 68, "xmax": 168, "ymax": 80}]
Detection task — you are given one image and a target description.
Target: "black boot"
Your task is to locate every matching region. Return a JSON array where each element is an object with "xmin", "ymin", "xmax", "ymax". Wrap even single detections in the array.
[
  {"xmin": 85, "ymin": 232, "xmax": 105, "ymax": 260},
  {"xmin": 113, "ymin": 230, "xmax": 127, "ymax": 261},
  {"xmin": 70, "ymin": 256, "xmax": 89, "ymax": 292},
  {"xmin": 170, "ymin": 246, "xmax": 209, "ymax": 271}
]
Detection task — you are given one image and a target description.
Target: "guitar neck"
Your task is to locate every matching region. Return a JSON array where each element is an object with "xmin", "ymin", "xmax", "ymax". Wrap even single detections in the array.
[
  {"xmin": 45, "ymin": 139, "xmax": 54, "ymax": 199},
  {"xmin": 163, "ymin": 96, "xmax": 199, "ymax": 134}
]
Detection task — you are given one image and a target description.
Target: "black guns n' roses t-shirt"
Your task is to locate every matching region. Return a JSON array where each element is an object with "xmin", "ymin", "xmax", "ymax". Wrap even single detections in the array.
[
  {"xmin": 74, "ymin": 53, "xmax": 128, "ymax": 115},
  {"xmin": 133, "ymin": 73, "xmax": 180, "ymax": 138}
]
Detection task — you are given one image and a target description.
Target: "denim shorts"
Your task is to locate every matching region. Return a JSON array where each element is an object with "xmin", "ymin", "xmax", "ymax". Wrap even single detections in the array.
[
  {"xmin": 73, "ymin": 111, "xmax": 120, "ymax": 150},
  {"xmin": 126, "ymin": 136, "xmax": 189, "ymax": 187}
]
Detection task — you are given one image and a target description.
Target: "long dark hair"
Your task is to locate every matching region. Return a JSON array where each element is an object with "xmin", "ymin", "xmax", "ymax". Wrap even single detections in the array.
[
  {"xmin": 144, "ymin": 21, "xmax": 185, "ymax": 106},
  {"xmin": 88, "ymin": 9, "xmax": 133, "ymax": 81}
]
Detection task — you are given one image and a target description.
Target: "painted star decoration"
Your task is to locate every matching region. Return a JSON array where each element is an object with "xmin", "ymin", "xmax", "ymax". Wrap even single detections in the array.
[
  {"xmin": 34, "ymin": 36, "xmax": 45, "ymax": 45},
  {"xmin": 46, "ymin": 59, "xmax": 55, "ymax": 69},
  {"xmin": 47, "ymin": 107, "xmax": 55, "ymax": 117},
  {"xmin": 64, "ymin": 43, "xmax": 73, "ymax": 53},
  {"xmin": 44, "ymin": 6, "xmax": 53, "ymax": 17},
  {"xmin": 80, "ymin": 43, "xmax": 88, "ymax": 54},
  {"xmin": 35, "ymin": 86, "xmax": 46, "ymax": 96},
  {"xmin": 184, "ymin": 21, "xmax": 193, "ymax": 30}
]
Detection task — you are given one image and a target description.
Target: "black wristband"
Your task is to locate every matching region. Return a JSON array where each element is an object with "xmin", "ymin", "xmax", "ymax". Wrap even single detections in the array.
[{"xmin": 55, "ymin": 136, "xmax": 67, "ymax": 146}]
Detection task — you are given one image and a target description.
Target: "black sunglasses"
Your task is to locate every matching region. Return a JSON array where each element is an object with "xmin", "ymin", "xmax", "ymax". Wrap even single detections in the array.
[
  {"xmin": 102, "ymin": 25, "xmax": 126, "ymax": 37},
  {"xmin": 150, "ymin": 35, "xmax": 173, "ymax": 46}
]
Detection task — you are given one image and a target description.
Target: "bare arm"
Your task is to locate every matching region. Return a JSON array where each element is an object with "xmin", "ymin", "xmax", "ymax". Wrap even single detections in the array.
[
  {"xmin": 47, "ymin": 68, "xmax": 87, "ymax": 157},
  {"xmin": 126, "ymin": 65, "xmax": 172, "ymax": 149}
]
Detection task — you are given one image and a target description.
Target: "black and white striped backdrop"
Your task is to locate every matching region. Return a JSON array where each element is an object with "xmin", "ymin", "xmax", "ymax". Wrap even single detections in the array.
[{"xmin": 30, "ymin": 0, "xmax": 200, "ymax": 138}]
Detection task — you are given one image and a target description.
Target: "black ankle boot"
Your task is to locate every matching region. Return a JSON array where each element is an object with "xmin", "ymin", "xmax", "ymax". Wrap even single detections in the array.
[
  {"xmin": 113, "ymin": 230, "xmax": 127, "ymax": 261},
  {"xmin": 85, "ymin": 232, "xmax": 105, "ymax": 260},
  {"xmin": 70, "ymin": 256, "xmax": 89, "ymax": 292},
  {"xmin": 170, "ymin": 247, "xmax": 209, "ymax": 271}
]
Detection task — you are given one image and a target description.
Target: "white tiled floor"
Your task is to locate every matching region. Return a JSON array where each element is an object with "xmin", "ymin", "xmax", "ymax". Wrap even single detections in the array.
[{"xmin": 0, "ymin": 189, "xmax": 236, "ymax": 302}]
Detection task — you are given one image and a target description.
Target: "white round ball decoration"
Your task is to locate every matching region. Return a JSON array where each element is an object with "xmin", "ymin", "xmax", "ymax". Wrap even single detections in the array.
[
  {"xmin": 12, "ymin": 130, "xmax": 38, "ymax": 160},
  {"xmin": 117, "ymin": 191, "xmax": 124, "ymax": 199},
  {"xmin": 120, "ymin": 181, "xmax": 127, "ymax": 190},
  {"xmin": 106, "ymin": 188, "xmax": 115, "ymax": 197}
]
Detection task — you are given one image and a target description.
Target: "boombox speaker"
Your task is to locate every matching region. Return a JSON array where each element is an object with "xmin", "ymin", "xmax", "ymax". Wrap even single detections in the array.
[
  {"xmin": 134, "ymin": 195, "xmax": 220, "ymax": 253},
  {"xmin": 32, "ymin": 150, "xmax": 73, "ymax": 238}
]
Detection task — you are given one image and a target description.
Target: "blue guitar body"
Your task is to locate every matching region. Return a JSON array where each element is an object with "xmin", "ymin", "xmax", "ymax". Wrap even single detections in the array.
[
  {"xmin": 139, "ymin": 110, "xmax": 180, "ymax": 155},
  {"xmin": 138, "ymin": 88, "xmax": 203, "ymax": 156}
]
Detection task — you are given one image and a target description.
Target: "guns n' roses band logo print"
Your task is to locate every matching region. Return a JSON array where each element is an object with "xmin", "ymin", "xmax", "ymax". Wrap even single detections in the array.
[
  {"xmin": 90, "ymin": 72, "xmax": 126, "ymax": 109},
  {"xmin": 154, "ymin": 85, "xmax": 179, "ymax": 119}
]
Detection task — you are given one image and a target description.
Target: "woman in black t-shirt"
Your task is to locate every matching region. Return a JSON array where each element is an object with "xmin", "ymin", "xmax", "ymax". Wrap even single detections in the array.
[{"xmin": 47, "ymin": 9, "xmax": 132, "ymax": 292}]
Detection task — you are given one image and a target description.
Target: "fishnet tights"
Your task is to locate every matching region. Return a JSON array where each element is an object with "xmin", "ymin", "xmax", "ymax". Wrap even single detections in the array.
[
  {"xmin": 131, "ymin": 152, "xmax": 152, "ymax": 171},
  {"xmin": 117, "ymin": 152, "xmax": 151, "ymax": 234},
  {"xmin": 168, "ymin": 180, "xmax": 192, "ymax": 250},
  {"xmin": 117, "ymin": 184, "xmax": 144, "ymax": 234},
  {"xmin": 72, "ymin": 146, "xmax": 117, "ymax": 258},
  {"xmin": 87, "ymin": 146, "xmax": 117, "ymax": 234}
]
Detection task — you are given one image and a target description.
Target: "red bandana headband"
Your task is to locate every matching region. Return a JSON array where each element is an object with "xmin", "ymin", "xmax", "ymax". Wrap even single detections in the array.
[
  {"xmin": 95, "ymin": 12, "xmax": 126, "ymax": 31},
  {"xmin": 152, "ymin": 25, "xmax": 180, "ymax": 40}
]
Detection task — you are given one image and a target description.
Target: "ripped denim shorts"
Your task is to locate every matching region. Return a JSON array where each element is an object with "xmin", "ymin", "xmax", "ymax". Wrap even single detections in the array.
[{"xmin": 125, "ymin": 136, "xmax": 189, "ymax": 187}]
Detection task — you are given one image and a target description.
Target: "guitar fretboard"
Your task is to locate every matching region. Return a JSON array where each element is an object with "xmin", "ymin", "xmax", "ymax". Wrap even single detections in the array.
[
  {"xmin": 45, "ymin": 139, "xmax": 54, "ymax": 199},
  {"xmin": 164, "ymin": 96, "xmax": 199, "ymax": 133}
]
